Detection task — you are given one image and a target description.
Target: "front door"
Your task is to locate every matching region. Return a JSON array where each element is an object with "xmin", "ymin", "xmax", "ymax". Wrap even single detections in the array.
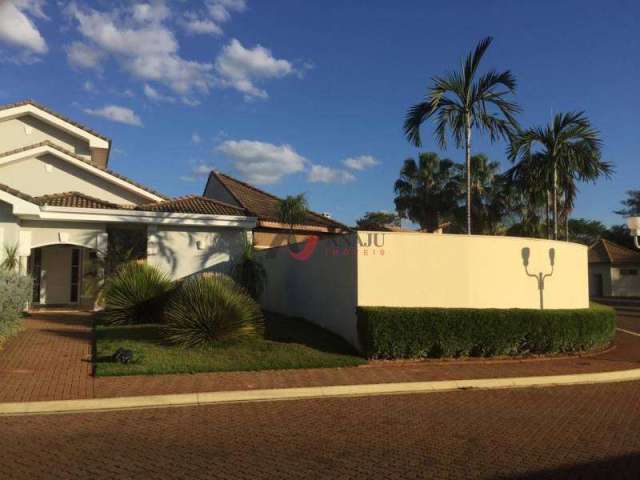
[{"xmin": 41, "ymin": 246, "xmax": 79, "ymax": 305}]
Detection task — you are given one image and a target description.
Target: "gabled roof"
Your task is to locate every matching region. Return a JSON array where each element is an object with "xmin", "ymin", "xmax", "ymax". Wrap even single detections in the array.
[
  {"xmin": 204, "ymin": 171, "xmax": 348, "ymax": 231},
  {"xmin": 589, "ymin": 239, "xmax": 640, "ymax": 265},
  {"xmin": 33, "ymin": 192, "xmax": 121, "ymax": 210},
  {"xmin": 0, "ymin": 99, "xmax": 110, "ymax": 143},
  {"xmin": 136, "ymin": 196, "xmax": 248, "ymax": 216},
  {"xmin": 0, "ymin": 141, "xmax": 168, "ymax": 201}
]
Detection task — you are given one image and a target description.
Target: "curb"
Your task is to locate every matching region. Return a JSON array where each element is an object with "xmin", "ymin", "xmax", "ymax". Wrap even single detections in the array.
[{"xmin": 3, "ymin": 367, "xmax": 640, "ymax": 416}]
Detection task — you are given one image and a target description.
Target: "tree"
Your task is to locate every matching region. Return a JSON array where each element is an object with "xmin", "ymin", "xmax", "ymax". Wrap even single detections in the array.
[
  {"xmin": 452, "ymin": 154, "xmax": 511, "ymax": 234},
  {"xmin": 614, "ymin": 190, "xmax": 640, "ymax": 216},
  {"xmin": 567, "ymin": 218, "xmax": 608, "ymax": 245},
  {"xmin": 356, "ymin": 211, "xmax": 400, "ymax": 231},
  {"xmin": 277, "ymin": 194, "xmax": 308, "ymax": 231},
  {"xmin": 508, "ymin": 111, "xmax": 611, "ymax": 240},
  {"xmin": 404, "ymin": 36, "xmax": 519, "ymax": 235},
  {"xmin": 393, "ymin": 152, "xmax": 459, "ymax": 232}
]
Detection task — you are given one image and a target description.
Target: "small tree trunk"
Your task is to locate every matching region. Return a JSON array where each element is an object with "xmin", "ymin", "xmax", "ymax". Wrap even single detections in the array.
[
  {"xmin": 465, "ymin": 116, "xmax": 472, "ymax": 235},
  {"xmin": 546, "ymin": 190, "xmax": 551, "ymax": 239},
  {"xmin": 552, "ymin": 162, "xmax": 558, "ymax": 240}
]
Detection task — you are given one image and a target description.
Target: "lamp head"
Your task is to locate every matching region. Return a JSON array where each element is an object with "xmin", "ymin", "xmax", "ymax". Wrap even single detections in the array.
[
  {"xmin": 549, "ymin": 248, "xmax": 555, "ymax": 266},
  {"xmin": 521, "ymin": 247, "xmax": 530, "ymax": 267},
  {"xmin": 627, "ymin": 216, "xmax": 640, "ymax": 236}
]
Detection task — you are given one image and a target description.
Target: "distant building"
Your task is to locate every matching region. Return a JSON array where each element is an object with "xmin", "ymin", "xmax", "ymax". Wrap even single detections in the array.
[{"xmin": 588, "ymin": 239, "xmax": 640, "ymax": 297}]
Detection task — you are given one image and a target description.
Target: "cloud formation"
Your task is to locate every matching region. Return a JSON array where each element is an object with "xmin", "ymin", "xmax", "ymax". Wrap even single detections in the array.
[
  {"xmin": 84, "ymin": 105, "xmax": 143, "ymax": 126},
  {"xmin": 0, "ymin": 1, "xmax": 48, "ymax": 55},
  {"xmin": 343, "ymin": 155, "xmax": 379, "ymax": 171},
  {"xmin": 180, "ymin": 0, "xmax": 246, "ymax": 36},
  {"xmin": 215, "ymin": 39, "xmax": 295, "ymax": 100},
  {"xmin": 217, "ymin": 140, "xmax": 306, "ymax": 184},
  {"xmin": 65, "ymin": 2, "xmax": 213, "ymax": 96},
  {"xmin": 308, "ymin": 165, "xmax": 356, "ymax": 184}
]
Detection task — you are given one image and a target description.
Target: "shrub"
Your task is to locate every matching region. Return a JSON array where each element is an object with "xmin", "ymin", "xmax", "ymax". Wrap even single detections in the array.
[
  {"xmin": 164, "ymin": 273, "xmax": 264, "ymax": 347},
  {"xmin": 103, "ymin": 262, "xmax": 172, "ymax": 325},
  {"xmin": 231, "ymin": 240, "xmax": 267, "ymax": 300},
  {"xmin": 357, "ymin": 304, "xmax": 616, "ymax": 359},
  {"xmin": 0, "ymin": 270, "xmax": 32, "ymax": 342}
]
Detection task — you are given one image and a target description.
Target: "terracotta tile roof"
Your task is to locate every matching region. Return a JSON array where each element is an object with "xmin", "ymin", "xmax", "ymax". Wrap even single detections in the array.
[
  {"xmin": 0, "ymin": 182, "xmax": 36, "ymax": 203},
  {"xmin": 136, "ymin": 196, "xmax": 249, "ymax": 216},
  {"xmin": 0, "ymin": 141, "xmax": 168, "ymax": 200},
  {"xmin": 0, "ymin": 99, "xmax": 111, "ymax": 142},
  {"xmin": 204, "ymin": 171, "xmax": 348, "ymax": 230},
  {"xmin": 33, "ymin": 192, "xmax": 121, "ymax": 210},
  {"xmin": 589, "ymin": 239, "xmax": 640, "ymax": 265}
]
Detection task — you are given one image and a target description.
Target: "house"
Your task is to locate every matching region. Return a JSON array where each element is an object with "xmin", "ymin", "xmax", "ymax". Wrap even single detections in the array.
[
  {"xmin": 203, "ymin": 170, "xmax": 349, "ymax": 249},
  {"xmin": 588, "ymin": 239, "xmax": 640, "ymax": 297},
  {"xmin": 0, "ymin": 100, "xmax": 256, "ymax": 308}
]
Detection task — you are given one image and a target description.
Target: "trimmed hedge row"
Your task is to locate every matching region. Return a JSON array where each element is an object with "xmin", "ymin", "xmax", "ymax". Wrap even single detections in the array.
[{"xmin": 357, "ymin": 304, "xmax": 616, "ymax": 359}]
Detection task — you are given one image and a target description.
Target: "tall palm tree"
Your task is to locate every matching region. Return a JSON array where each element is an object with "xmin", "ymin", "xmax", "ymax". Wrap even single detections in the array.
[
  {"xmin": 404, "ymin": 36, "xmax": 520, "ymax": 234},
  {"xmin": 393, "ymin": 152, "xmax": 459, "ymax": 232},
  {"xmin": 508, "ymin": 112, "xmax": 612, "ymax": 240},
  {"xmin": 278, "ymin": 194, "xmax": 309, "ymax": 236}
]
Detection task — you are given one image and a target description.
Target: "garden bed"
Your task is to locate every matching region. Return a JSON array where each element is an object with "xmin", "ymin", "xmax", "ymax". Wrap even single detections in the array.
[{"xmin": 94, "ymin": 312, "xmax": 365, "ymax": 376}]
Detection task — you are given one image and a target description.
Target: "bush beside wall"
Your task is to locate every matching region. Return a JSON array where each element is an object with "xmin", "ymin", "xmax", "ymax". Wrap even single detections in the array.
[
  {"xmin": 0, "ymin": 270, "xmax": 32, "ymax": 345},
  {"xmin": 357, "ymin": 304, "xmax": 616, "ymax": 359}
]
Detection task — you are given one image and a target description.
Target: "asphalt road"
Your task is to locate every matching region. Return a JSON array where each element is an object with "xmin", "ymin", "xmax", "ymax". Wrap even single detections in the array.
[{"xmin": 2, "ymin": 307, "xmax": 640, "ymax": 480}]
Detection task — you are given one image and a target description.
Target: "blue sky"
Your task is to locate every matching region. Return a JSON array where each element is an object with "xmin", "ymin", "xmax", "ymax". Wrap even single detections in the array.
[{"xmin": 0, "ymin": 0, "xmax": 638, "ymax": 226}]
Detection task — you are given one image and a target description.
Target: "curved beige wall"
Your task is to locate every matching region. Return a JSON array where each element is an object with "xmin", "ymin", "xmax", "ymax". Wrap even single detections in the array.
[{"xmin": 357, "ymin": 232, "xmax": 589, "ymax": 310}]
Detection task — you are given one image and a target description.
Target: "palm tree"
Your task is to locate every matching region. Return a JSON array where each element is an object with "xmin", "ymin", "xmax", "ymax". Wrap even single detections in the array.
[
  {"xmin": 508, "ymin": 112, "xmax": 612, "ymax": 240},
  {"xmin": 463, "ymin": 154, "xmax": 510, "ymax": 234},
  {"xmin": 278, "ymin": 194, "xmax": 309, "ymax": 243},
  {"xmin": 393, "ymin": 152, "xmax": 459, "ymax": 232},
  {"xmin": 404, "ymin": 36, "xmax": 520, "ymax": 234},
  {"xmin": 1, "ymin": 243, "xmax": 20, "ymax": 271}
]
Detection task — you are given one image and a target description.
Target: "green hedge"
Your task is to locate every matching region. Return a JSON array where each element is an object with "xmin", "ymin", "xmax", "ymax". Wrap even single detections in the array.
[
  {"xmin": 0, "ymin": 270, "xmax": 32, "ymax": 345},
  {"xmin": 357, "ymin": 304, "xmax": 616, "ymax": 359}
]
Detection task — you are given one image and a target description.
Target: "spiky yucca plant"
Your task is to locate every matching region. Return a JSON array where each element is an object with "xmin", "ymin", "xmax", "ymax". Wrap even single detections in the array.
[
  {"xmin": 104, "ymin": 262, "xmax": 172, "ymax": 325},
  {"xmin": 231, "ymin": 239, "xmax": 267, "ymax": 300},
  {"xmin": 163, "ymin": 273, "xmax": 264, "ymax": 347}
]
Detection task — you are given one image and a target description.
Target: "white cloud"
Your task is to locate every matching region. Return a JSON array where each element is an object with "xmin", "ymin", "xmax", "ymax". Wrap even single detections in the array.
[
  {"xmin": 215, "ymin": 39, "xmax": 295, "ymax": 100},
  {"xmin": 217, "ymin": 140, "xmax": 306, "ymax": 184},
  {"xmin": 0, "ymin": 1, "xmax": 47, "ymax": 55},
  {"xmin": 82, "ymin": 80, "xmax": 95, "ymax": 92},
  {"xmin": 207, "ymin": 0, "xmax": 246, "ymax": 22},
  {"xmin": 343, "ymin": 155, "xmax": 379, "ymax": 171},
  {"xmin": 180, "ymin": 13, "xmax": 223, "ymax": 36},
  {"xmin": 66, "ymin": 3, "xmax": 213, "ymax": 95},
  {"xmin": 84, "ymin": 105, "xmax": 143, "ymax": 126},
  {"xmin": 66, "ymin": 41, "xmax": 104, "ymax": 69},
  {"xmin": 143, "ymin": 83, "xmax": 176, "ymax": 103},
  {"xmin": 181, "ymin": 161, "xmax": 214, "ymax": 182},
  {"xmin": 308, "ymin": 165, "xmax": 356, "ymax": 184},
  {"xmin": 192, "ymin": 132, "xmax": 202, "ymax": 144}
]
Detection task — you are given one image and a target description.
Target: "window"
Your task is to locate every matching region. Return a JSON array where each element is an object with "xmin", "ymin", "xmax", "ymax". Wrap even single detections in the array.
[
  {"xmin": 620, "ymin": 269, "xmax": 639, "ymax": 276},
  {"xmin": 70, "ymin": 249, "xmax": 81, "ymax": 303},
  {"xmin": 31, "ymin": 249, "xmax": 42, "ymax": 303}
]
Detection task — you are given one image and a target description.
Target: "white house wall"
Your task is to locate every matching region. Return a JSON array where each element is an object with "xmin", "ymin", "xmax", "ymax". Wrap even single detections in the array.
[
  {"xmin": 0, "ymin": 154, "xmax": 150, "ymax": 205},
  {"xmin": 611, "ymin": 267, "xmax": 640, "ymax": 297},
  {"xmin": 0, "ymin": 201, "xmax": 20, "ymax": 263},
  {"xmin": 0, "ymin": 116, "xmax": 91, "ymax": 160},
  {"xmin": 20, "ymin": 220, "xmax": 106, "ymax": 250},
  {"xmin": 146, "ymin": 225, "xmax": 249, "ymax": 280}
]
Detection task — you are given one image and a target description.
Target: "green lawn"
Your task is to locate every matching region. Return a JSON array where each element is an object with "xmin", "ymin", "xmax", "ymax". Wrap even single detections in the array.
[{"xmin": 94, "ymin": 312, "xmax": 366, "ymax": 376}]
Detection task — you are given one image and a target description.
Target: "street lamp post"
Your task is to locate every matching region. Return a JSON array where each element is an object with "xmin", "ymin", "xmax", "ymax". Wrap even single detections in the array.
[{"xmin": 628, "ymin": 217, "xmax": 640, "ymax": 249}]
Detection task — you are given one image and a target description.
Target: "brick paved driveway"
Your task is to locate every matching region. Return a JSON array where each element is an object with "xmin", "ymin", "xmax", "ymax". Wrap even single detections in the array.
[
  {"xmin": 1, "ymin": 308, "xmax": 640, "ymax": 403},
  {"xmin": 2, "ymin": 381, "xmax": 640, "ymax": 479}
]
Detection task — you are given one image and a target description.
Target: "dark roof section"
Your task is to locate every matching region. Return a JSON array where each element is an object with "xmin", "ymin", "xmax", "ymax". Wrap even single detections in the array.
[
  {"xmin": 589, "ymin": 239, "xmax": 640, "ymax": 265},
  {"xmin": 0, "ymin": 182, "xmax": 36, "ymax": 203},
  {"xmin": 0, "ymin": 99, "xmax": 111, "ymax": 142},
  {"xmin": 136, "ymin": 195, "xmax": 249, "ymax": 216},
  {"xmin": 33, "ymin": 192, "xmax": 121, "ymax": 210},
  {"xmin": 0, "ymin": 141, "xmax": 169, "ymax": 200},
  {"xmin": 204, "ymin": 171, "xmax": 348, "ymax": 230}
]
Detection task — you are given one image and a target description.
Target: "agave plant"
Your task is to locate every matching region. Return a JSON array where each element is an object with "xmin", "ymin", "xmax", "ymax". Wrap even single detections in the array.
[
  {"xmin": 1, "ymin": 244, "xmax": 20, "ymax": 271},
  {"xmin": 163, "ymin": 273, "xmax": 264, "ymax": 347},
  {"xmin": 103, "ymin": 262, "xmax": 173, "ymax": 325},
  {"xmin": 231, "ymin": 239, "xmax": 267, "ymax": 300}
]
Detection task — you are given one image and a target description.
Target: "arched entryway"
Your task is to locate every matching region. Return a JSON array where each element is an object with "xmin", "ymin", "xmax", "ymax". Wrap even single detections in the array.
[{"xmin": 28, "ymin": 243, "xmax": 98, "ymax": 308}]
